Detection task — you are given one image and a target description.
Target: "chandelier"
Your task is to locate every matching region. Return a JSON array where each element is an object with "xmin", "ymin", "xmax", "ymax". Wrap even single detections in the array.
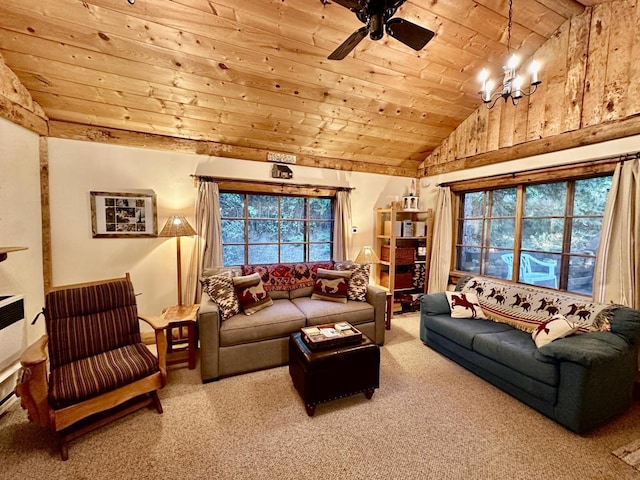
[{"xmin": 478, "ymin": 0, "xmax": 541, "ymax": 108}]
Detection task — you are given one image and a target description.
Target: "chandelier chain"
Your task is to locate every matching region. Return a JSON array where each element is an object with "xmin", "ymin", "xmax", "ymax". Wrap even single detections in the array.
[{"xmin": 507, "ymin": 0, "xmax": 513, "ymax": 54}]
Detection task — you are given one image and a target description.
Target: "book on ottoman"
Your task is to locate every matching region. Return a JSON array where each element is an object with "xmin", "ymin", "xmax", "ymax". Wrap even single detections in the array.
[{"xmin": 301, "ymin": 322, "xmax": 363, "ymax": 350}]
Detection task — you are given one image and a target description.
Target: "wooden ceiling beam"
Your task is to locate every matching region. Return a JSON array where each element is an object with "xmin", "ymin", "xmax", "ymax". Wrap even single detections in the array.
[
  {"xmin": 421, "ymin": 114, "xmax": 640, "ymax": 177},
  {"xmin": 49, "ymin": 121, "xmax": 420, "ymax": 177}
]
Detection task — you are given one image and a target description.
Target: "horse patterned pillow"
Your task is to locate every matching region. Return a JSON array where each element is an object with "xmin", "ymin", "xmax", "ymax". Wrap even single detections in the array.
[
  {"xmin": 232, "ymin": 272, "xmax": 273, "ymax": 315},
  {"xmin": 445, "ymin": 291, "xmax": 488, "ymax": 319},
  {"xmin": 531, "ymin": 314, "xmax": 578, "ymax": 348},
  {"xmin": 311, "ymin": 268, "xmax": 352, "ymax": 303}
]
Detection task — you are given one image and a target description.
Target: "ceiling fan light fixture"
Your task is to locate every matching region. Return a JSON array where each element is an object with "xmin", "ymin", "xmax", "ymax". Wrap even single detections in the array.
[{"xmin": 326, "ymin": 0, "xmax": 434, "ymax": 60}]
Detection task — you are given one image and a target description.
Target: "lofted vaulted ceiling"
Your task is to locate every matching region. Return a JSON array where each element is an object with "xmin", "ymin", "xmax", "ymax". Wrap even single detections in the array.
[{"xmin": 0, "ymin": 0, "xmax": 589, "ymax": 176}]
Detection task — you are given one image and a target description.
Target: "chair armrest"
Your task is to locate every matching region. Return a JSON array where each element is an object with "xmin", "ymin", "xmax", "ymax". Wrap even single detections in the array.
[
  {"xmin": 138, "ymin": 314, "xmax": 168, "ymax": 377},
  {"xmin": 15, "ymin": 335, "xmax": 51, "ymax": 428},
  {"xmin": 138, "ymin": 313, "xmax": 169, "ymax": 330},
  {"xmin": 20, "ymin": 335, "xmax": 48, "ymax": 366}
]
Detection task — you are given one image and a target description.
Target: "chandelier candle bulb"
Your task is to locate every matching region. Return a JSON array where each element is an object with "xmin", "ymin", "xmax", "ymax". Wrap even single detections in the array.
[
  {"xmin": 530, "ymin": 61, "xmax": 540, "ymax": 85},
  {"xmin": 483, "ymin": 80, "xmax": 494, "ymax": 102},
  {"xmin": 513, "ymin": 76, "xmax": 523, "ymax": 99},
  {"xmin": 479, "ymin": 69, "xmax": 489, "ymax": 93}
]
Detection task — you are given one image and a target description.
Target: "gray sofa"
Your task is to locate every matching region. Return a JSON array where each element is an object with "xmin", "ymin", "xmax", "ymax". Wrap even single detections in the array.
[
  {"xmin": 198, "ymin": 262, "xmax": 386, "ymax": 383},
  {"xmin": 420, "ymin": 276, "xmax": 640, "ymax": 433}
]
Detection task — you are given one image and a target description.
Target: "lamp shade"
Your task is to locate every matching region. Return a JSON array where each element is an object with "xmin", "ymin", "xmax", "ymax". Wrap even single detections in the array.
[
  {"xmin": 158, "ymin": 216, "xmax": 196, "ymax": 237},
  {"xmin": 355, "ymin": 246, "xmax": 380, "ymax": 265}
]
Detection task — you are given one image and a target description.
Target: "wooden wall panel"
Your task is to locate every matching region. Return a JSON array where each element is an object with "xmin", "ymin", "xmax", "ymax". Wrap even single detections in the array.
[
  {"xmin": 422, "ymin": 0, "xmax": 640, "ymax": 177},
  {"xmin": 581, "ymin": 3, "xmax": 610, "ymax": 128},
  {"xmin": 603, "ymin": 0, "xmax": 635, "ymax": 121},
  {"xmin": 562, "ymin": 9, "xmax": 590, "ymax": 132}
]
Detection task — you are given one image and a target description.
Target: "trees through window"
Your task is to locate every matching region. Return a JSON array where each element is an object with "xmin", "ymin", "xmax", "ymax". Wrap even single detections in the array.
[
  {"xmin": 455, "ymin": 175, "xmax": 612, "ymax": 296},
  {"xmin": 220, "ymin": 192, "xmax": 333, "ymax": 266}
]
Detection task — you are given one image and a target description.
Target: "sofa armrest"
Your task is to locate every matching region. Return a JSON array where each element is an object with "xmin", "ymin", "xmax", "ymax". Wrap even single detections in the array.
[
  {"xmin": 534, "ymin": 332, "xmax": 633, "ymax": 367},
  {"xmin": 197, "ymin": 295, "xmax": 222, "ymax": 382},
  {"xmin": 366, "ymin": 284, "xmax": 386, "ymax": 345},
  {"xmin": 608, "ymin": 305, "xmax": 640, "ymax": 346},
  {"xmin": 421, "ymin": 292, "xmax": 451, "ymax": 316}
]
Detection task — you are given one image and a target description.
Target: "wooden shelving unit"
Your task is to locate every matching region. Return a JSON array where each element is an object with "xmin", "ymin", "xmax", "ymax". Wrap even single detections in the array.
[
  {"xmin": 0, "ymin": 247, "xmax": 27, "ymax": 263},
  {"xmin": 374, "ymin": 207, "xmax": 433, "ymax": 318}
]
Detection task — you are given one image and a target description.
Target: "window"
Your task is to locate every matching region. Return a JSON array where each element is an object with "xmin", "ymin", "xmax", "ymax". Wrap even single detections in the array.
[
  {"xmin": 220, "ymin": 192, "xmax": 333, "ymax": 266},
  {"xmin": 455, "ymin": 174, "xmax": 613, "ymax": 296}
]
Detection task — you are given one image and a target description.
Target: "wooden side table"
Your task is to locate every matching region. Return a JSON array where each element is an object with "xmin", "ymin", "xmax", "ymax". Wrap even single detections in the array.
[{"xmin": 162, "ymin": 304, "xmax": 200, "ymax": 370}]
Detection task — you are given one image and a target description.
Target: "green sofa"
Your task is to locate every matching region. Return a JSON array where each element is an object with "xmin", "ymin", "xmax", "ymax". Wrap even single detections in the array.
[
  {"xmin": 420, "ymin": 276, "xmax": 640, "ymax": 433},
  {"xmin": 198, "ymin": 262, "xmax": 386, "ymax": 383}
]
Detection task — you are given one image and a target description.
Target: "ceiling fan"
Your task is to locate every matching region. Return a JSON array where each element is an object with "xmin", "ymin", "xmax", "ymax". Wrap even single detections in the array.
[{"xmin": 324, "ymin": 0, "xmax": 435, "ymax": 60}]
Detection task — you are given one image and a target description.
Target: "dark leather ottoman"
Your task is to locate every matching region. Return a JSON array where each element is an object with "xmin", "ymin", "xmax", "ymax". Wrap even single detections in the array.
[{"xmin": 288, "ymin": 331, "xmax": 380, "ymax": 416}]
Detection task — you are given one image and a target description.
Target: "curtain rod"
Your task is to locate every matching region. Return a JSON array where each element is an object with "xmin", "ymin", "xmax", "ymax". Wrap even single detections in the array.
[
  {"xmin": 436, "ymin": 151, "xmax": 640, "ymax": 188},
  {"xmin": 190, "ymin": 174, "xmax": 354, "ymax": 192}
]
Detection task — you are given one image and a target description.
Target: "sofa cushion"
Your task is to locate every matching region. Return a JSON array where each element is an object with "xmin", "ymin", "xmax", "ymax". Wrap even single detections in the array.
[
  {"xmin": 201, "ymin": 273, "xmax": 240, "ymax": 320},
  {"xmin": 473, "ymin": 330, "xmax": 559, "ymax": 386},
  {"xmin": 311, "ymin": 268, "xmax": 352, "ymax": 303},
  {"xmin": 233, "ymin": 273, "xmax": 273, "ymax": 315},
  {"xmin": 220, "ymin": 299, "xmax": 306, "ymax": 346},
  {"xmin": 49, "ymin": 343, "xmax": 159, "ymax": 409},
  {"xmin": 291, "ymin": 297, "xmax": 374, "ymax": 326},
  {"xmin": 425, "ymin": 315, "xmax": 512, "ymax": 350}
]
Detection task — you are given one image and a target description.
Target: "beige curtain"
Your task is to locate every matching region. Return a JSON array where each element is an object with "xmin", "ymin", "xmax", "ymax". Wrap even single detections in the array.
[
  {"xmin": 333, "ymin": 190, "xmax": 352, "ymax": 261},
  {"xmin": 593, "ymin": 160, "xmax": 640, "ymax": 308},
  {"xmin": 185, "ymin": 181, "xmax": 223, "ymax": 304},
  {"xmin": 427, "ymin": 186, "xmax": 453, "ymax": 293}
]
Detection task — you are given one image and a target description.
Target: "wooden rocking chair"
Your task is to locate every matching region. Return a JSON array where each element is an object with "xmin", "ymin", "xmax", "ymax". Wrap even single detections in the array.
[{"xmin": 14, "ymin": 274, "xmax": 168, "ymax": 460}]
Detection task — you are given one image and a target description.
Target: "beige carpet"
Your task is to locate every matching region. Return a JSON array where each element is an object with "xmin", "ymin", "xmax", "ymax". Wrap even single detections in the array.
[{"xmin": 2, "ymin": 313, "xmax": 640, "ymax": 479}]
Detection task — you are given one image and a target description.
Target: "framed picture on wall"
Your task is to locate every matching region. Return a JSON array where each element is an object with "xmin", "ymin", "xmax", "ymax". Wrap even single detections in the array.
[{"xmin": 90, "ymin": 191, "xmax": 158, "ymax": 238}]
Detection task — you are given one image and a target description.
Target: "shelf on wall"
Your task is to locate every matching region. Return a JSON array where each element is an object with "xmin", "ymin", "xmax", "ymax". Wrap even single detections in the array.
[{"xmin": 0, "ymin": 247, "xmax": 28, "ymax": 263}]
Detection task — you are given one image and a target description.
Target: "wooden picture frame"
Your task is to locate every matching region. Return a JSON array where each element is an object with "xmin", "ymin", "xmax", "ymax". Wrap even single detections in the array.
[{"xmin": 90, "ymin": 191, "xmax": 158, "ymax": 238}]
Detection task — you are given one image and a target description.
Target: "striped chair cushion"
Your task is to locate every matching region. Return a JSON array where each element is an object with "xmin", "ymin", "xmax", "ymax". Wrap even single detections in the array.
[
  {"xmin": 46, "ymin": 279, "xmax": 141, "ymax": 369},
  {"xmin": 48, "ymin": 343, "xmax": 159, "ymax": 409}
]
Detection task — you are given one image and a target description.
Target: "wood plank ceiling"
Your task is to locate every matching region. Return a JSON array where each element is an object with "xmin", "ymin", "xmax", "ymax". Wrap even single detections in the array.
[{"xmin": 0, "ymin": 0, "xmax": 587, "ymax": 176}]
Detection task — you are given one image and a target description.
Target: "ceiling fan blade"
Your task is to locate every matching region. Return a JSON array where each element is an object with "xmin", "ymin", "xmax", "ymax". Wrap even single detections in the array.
[
  {"xmin": 385, "ymin": 18, "xmax": 435, "ymax": 51},
  {"xmin": 328, "ymin": 26, "xmax": 369, "ymax": 60},
  {"xmin": 330, "ymin": 0, "xmax": 362, "ymax": 10}
]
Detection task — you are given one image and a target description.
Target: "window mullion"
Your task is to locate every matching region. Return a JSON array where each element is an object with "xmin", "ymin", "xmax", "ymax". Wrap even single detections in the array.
[
  {"xmin": 482, "ymin": 191, "xmax": 492, "ymax": 276},
  {"xmin": 512, "ymin": 185, "xmax": 525, "ymax": 282},
  {"xmin": 560, "ymin": 182, "xmax": 576, "ymax": 291}
]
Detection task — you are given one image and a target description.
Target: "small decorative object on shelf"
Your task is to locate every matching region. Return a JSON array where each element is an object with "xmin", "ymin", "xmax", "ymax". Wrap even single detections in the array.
[{"xmin": 402, "ymin": 195, "xmax": 419, "ymax": 211}]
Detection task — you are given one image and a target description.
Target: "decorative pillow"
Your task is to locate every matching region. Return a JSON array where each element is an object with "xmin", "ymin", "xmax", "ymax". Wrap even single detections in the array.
[
  {"xmin": 232, "ymin": 273, "xmax": 273, "ymax": 315},
  {"xmin": 531, "ymin": 314, "xmax": 578, "ymax": 348},
  {"xmin": 200, "ymin": 273, "xmax": 240, "ymax": 320},
  {"xmin": 241, "ymin": 263, "xmax": 294, "ymax": 292},
  {"xmin": 335, "ymin": 262, "xmax": 370, "ymax": 302},
  {"xmin": 311, "ymin": 268, "xmax": 352, "ymax": 303},
  {"xmin": 445, "ymin": 291, "xmax": 488, "ymax": 319}
]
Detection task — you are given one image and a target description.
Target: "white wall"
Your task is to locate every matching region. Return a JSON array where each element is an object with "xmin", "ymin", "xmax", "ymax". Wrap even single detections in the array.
[
  {"xmin": 419, "ymin": 133, "xmax": 640, "ymax": 210},
  {"xmin": 49, "ymin": 140, "xmax": 413, "ymax": 315},
  {"xmin": 0, "ymin": 117, "xmax": 45, "ymax": 345}
]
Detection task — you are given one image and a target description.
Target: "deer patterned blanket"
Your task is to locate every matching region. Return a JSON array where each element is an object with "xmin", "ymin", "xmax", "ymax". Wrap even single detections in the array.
[{"xmin": 458, "ymin": 276, "xmax": 613, "ymax": 333}]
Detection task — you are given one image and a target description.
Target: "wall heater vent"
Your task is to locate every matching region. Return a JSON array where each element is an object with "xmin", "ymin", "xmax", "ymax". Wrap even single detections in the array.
[{"xmin": 0, "ymin": 295, "xmax": 25, "ymax": 414}]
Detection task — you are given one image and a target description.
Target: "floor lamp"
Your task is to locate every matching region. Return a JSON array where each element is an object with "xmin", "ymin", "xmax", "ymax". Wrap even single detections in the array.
[{"xmin": 159, "ymin": 215, "xmax": 197, "ymax": 306}]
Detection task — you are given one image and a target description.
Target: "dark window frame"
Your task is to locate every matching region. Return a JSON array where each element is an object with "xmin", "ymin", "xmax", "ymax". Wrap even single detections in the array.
[
  {"xmin": 220, "ymin": 190, "xmax": 334, "ymax": 266},
  {"xmin": 449, "ymin": 160, "xmax": 617, "ymax": 295}
]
